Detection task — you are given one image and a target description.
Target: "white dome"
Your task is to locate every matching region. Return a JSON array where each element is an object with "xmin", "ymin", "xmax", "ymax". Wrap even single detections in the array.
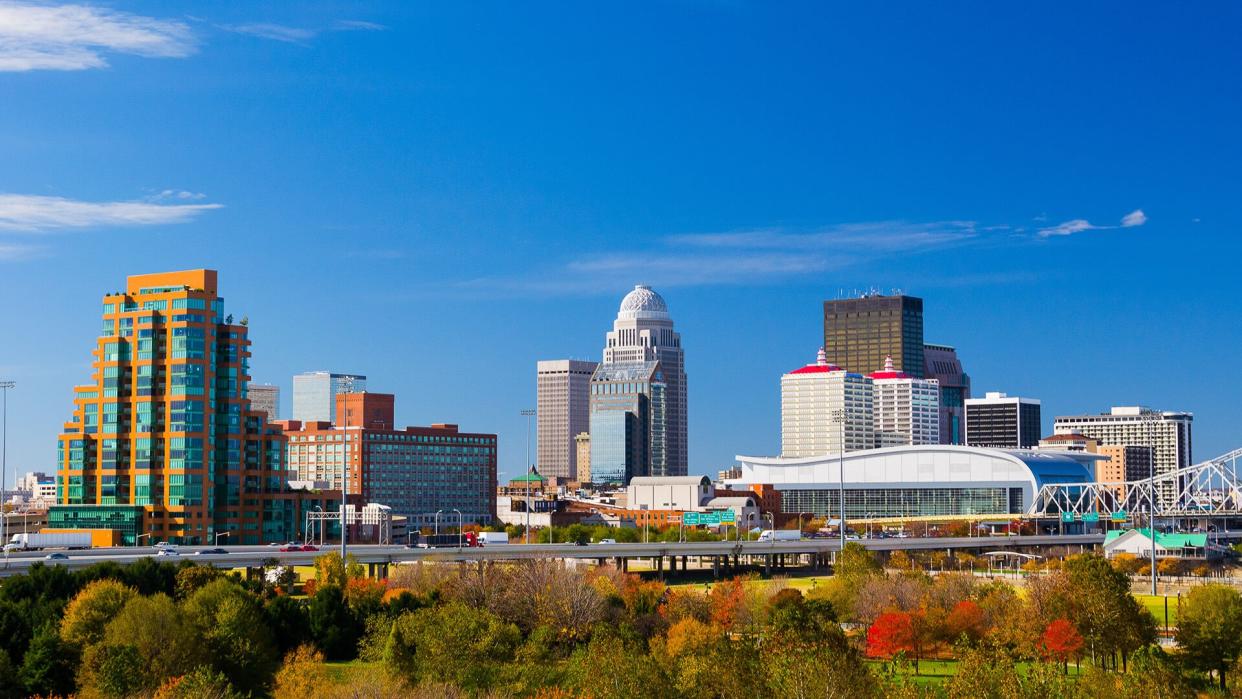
[{"xmin": 618, "ymin": 284, "xmax": 669, "ymax": 319}]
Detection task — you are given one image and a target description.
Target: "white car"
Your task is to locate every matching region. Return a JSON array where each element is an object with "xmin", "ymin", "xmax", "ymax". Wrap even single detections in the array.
[
  {"xmin": 154, "ymin": 541, "xmax": 178, "ymax": 550},
  {"xmin": 597, "ymin": 539, "xmax": 617, "ymax": 545},
  {"xmin": 156, "ymin": 548, "xmax": 180, "ymax": 557}
]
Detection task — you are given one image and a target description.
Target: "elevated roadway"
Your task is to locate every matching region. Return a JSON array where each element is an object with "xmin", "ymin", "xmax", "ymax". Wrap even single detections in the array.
[{"xmin": 0, "ymin": 533, "xmax": 1108, "ymax": 577}]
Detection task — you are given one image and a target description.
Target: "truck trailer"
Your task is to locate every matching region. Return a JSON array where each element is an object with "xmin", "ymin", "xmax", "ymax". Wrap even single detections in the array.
[
  {"xmin": 757, "ymin": 530, "xmax": 802, "ymax": 542},
  {"xmin": 5, "ymin": 532, "xmax": 94, "ymax": 551}
]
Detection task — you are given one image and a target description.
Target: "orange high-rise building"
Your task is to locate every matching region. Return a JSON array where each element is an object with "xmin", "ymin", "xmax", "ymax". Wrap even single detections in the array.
[{"xmin": 53, "ymin": 269, "xmax": 327, "ymax": 545}]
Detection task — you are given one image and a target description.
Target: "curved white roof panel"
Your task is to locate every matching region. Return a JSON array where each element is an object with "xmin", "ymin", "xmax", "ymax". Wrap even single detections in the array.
[{"xmin": 730, "ymin": 445, "xmax": 1093, "ymax": 510}]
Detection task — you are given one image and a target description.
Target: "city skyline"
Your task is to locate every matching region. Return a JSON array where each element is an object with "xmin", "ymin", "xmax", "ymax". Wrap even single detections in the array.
[{"xmin": 3, "ymin": 3, "xmax": 1241, "ymax": 484}]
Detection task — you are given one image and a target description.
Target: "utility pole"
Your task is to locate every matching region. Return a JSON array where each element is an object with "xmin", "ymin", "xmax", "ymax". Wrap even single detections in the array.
[
  {"xmin": 1147, "ymin": 413, "xmax": 1158, "ymax": 596},
  {"xmin": 339, "ymin": 376, "xmax": 355, "ymax": 560},
  {"xmin": 832, "ymin": 407, "xmax": 846, "ymax": 548},
  {"xmin": 0, "ymin": 381, "xmax": 14, "ymax": 547},
  {"xmin": 521, "ymin": 409, "xmax": 535, "ymax": 543}
]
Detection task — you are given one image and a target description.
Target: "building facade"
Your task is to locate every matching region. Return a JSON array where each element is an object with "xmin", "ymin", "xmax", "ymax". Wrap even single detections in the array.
[
  {"xmin": 292, "ymin": 371, "xmax": 366, "ymax": 424},
  {"xmin": 588, "ymin": 361, "xmax": 666, "ymax": 483},
  {"xmin": 53, "ymin": 269, "xmax": 310, "ymax": 545},
  {"xmin": 574, "ymin": 432, "xmax": 591, "ymax": 482},
  {"xmin": 729, "ymin": 445, "xmax": 1093, "ymax": 520},
  {"xmin": 1053, "ymin": 406, "xmax": 1192, "ymax": 507},
  {"xmin": 823, "ymin": 294, "xmax": 924, "ymax": 377},
  {"xmin": 280, "ymin": 392, "xmax": 497, "ymax": 527},
  {"xmin": 923, "ymin": 343, "xmax": 971, "ymax": 444},
  {"xmin": 249, "ymin": 384, "xmax": 280, "ymax": 420},
  {"xmin": 964, "ymin": 392, "xmax": 1042, "ymax": 449},
  {"xmin": 601, "ymin": 285, "xmax": 687, "ymax": 476},
  {"xmin": 869, "ymin": 356, "xmax": 941, "ymax": 448},
  {"xmin": 780, "ymin": 348, "xmax": 873, "ymax": 458},
  {"xmin": 536, "ymin": 359, "xmax": 598, "ymax": 479}
]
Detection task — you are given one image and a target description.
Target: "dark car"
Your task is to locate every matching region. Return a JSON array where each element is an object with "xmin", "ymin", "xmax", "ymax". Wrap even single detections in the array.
[
  {"xmin": 44, "ymin": 552, "xmax": 70, "ymax": 561},
  {"xmin": 196, "ymin": 548, "xmax": 229, "ymax": 555}
]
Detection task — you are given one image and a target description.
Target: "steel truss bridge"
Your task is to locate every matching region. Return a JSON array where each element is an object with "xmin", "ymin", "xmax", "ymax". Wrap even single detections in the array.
[{"xmin": 1028, "ymin": 448, "xmax": 1242, "ymax": 519}]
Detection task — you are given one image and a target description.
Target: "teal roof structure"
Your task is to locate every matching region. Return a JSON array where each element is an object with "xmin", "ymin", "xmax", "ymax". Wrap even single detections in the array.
[{"xmin": 1105, "ymin": 528, "xmax": 1207, "ymax": 549}]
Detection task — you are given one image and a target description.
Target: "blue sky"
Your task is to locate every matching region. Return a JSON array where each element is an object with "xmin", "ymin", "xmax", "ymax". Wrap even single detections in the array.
[{"xmin": 1, "ymin": 2, "xmax": 1239, "ymax": 485}]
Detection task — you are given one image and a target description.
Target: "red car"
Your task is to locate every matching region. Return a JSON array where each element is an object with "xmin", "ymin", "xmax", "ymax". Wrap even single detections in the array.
[
  {"xmin": 279, "ymin": 544, "xmax": 302, "ymax": 552},
  {"xmin": 301, "ymin": 544, "xmax": 319, "ymax": 552}
]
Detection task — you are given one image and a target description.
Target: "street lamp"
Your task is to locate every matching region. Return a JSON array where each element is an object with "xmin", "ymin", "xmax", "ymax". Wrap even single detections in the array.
[
  {"xmin": 0, "ymin": 381, "xmax": 14, "ymax": 547},
  {"xmin": 520, "ymin": 409, "xmax": 536, "ymax": 543},
  {"xmin": 215, "ymin": 532, "xmax": 230, "ymax": 545},
  {"xmin": 136, "ymin": 533, "xmax": 152, "ymax": 547},
  {"xmin": 435, "ymin": 509, "xmax": 443, "ymax": 537},
  {"xmin": 831, "ymin": 407, "xmax": 847, "ymax": 548},
  {"xmin": 797, "ymin": 511, "xmax": 812, "ymax": 539},
  {"xmin": 452, "ymin": 509, "xmax": 463, "ymax": 549}
]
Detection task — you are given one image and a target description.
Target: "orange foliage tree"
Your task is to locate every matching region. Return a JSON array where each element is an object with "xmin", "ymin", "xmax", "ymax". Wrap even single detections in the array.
[
  {"xmin": 867, "ymin": 610, "xmax": 916, "ymax": 664},
  {"xmin": 945, "ymin": 599, "xmax": 987, "ymax": 645},
  {"xmin": 1040, "ymin": 618, "xmax": 1084, "ymax": 672}
]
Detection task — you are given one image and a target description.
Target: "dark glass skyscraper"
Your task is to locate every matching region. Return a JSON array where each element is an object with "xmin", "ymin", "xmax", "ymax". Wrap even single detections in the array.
[{"xmin": 823, "ymin": 294, "xmax": 924, "ymax": 378}]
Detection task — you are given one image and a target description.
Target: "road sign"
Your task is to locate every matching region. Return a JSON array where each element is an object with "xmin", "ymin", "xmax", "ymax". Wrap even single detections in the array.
[
  {"xmin": 1111, "ymin": 510, "xmax": 1127, "ymax": 521},
  {"xmin": 1061, "ymin": 512, "xmax": 1075, "ymax": 523},
  {"xmin": 1082, "ymin": 512, "xmax": 1100, "ymax": 523},
  {"xmin": 683, "ymin": 510, "xmax": 728, "ymax": 526}
]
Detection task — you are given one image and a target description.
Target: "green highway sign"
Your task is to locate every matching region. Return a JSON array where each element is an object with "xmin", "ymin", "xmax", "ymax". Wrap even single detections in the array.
[
  {"xmin": 1082, "ymin": 512, "xmax": 1100, "ymax": 523},
  {"xmin": 1111, "ymin": 510, "xmax": 1127, "ymax": 521},
  {"xmin": 1061, "ymin": 512, "xmax": 1075, "ymax": 523},
  {"xmin": 683, "ymin": 510, "xmax": 729, "ymax": 526}
]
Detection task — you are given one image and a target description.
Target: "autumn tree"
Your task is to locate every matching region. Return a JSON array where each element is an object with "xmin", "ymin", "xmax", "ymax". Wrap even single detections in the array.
[
  {"xmin": 59, "ymin": 579, "xmax": 136, "ymax": 648},
  {"xmin": 272, "ymin": 645, "xmax": 331, "ymax": 699},
  {"xmin": 183, "ymin": 579, "xmax": 280, "ymax": 691},
  {"xmin": 867, "ymin": 611, "xmax": 916, "ymax": 668},
  {"xmin": 79, "ymin": 593, "xmax": 202, "ymax": 695},
  {"xmin": 944, "ymin": 600, "xmax": 987, "ymax": 646},
  {"xmin": 1040, "ymin": 619, "xmax": 1084, "ymax": 672},
  {"xmin": 1175, "ymin": 583, "xmax": 1242, "ymax": 690},
  {"xmin": 383, "ymin": 601, "xmax": 520, "ymax": 690}
]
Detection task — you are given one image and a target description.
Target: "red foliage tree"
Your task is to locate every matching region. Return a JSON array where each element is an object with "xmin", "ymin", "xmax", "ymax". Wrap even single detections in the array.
[
  {"xmin": 945, "ymin": 600, "xmax": 986, "ymax": 644},
  {"xmin": 709, "ymin": 577, "xmax": 747, "ymax": 630},
  {"xmin": 1041, "ymin": 618, "xmax": 1085, "ymax": 670},
  {"xmin": 867, "ymin": 610, "xmax": 916, "ymax": 660}
]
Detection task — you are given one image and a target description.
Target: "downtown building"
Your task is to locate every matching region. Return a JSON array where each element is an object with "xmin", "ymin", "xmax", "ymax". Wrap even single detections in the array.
[
  {"xmin": 964, "ymin": 392, "xmax": 1042, "ymax": 449},
  {"xmin": 292, "ymin": 371, "xmax": 367, "ymax": 423},
  {"xmin": 279, "ymin": 392, "xmax": 497, "ymax": 527},
  {"xmin": 598, "ymin": 285, "xmax": 688, "ymax": 476},
  {"xmin": 1053, "ymin": 406, "xmax": 1192, "ymax": 507},
  {"xmin": 923, "ymin": 343, "xmax": 971, "ymax": 444},
  {"xmin": 536, "ymin": 359, "xmax": 597, "ymax": 479},
  {"xmin": 249, "ymin": 383, "xmax": 280, "ymax": 420},
  {"xmin": 54, "ymin": 270, "xmax": 335, "ymax": 545},
  {"xmin": 868, "ymin": 356, "xmax": 941, "ymax": 448},
  {"xmin": 823, "ymin": 293, "xmax": 925, "ymax": 377},
  {"xmin": 780, "ymin": 348, "xmax": 873, "ymax": 457},
  {"xmin": 588, "ymin": 361, "xmax": 667, "ymax": 483}
]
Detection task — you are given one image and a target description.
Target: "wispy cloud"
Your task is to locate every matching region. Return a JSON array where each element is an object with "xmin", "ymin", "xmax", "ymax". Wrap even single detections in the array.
[
  {"xmin": 0, "ymin": 2, "xmax": 194, "ymax": 72},
  {"xmin": 1038, "ymin": 208, "xmax": 1148, "ymax": 238},
  {"xmin": 220, "ymin": 22, "xmax": 315, "ymax": 44},
  {"xmin": 459, "ymin": 220, "xmax": 980, "ymax": 295},
  {"xmin": 220, "ymin": 18, "xmax": 385, "ymax": 44},
  {"xmin": 0, "ymin": 193, "xmax": 221, "ymax": 232},
  {"xmin": 1121, "ymin": 209, "xmax": 1147, "ymax": 227},
  {"xmin": 150, "ymin": 189, "xmax": 207, "ymax": 202},
  {"xmin": 0, "ymin": 242, "xmax": 40, "ymax": 260}
]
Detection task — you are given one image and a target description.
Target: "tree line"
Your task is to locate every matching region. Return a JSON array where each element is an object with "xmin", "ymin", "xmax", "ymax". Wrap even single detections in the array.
[{"xmin": 1, "ymin": 545, "xmax": 1242, "ymax": 697}]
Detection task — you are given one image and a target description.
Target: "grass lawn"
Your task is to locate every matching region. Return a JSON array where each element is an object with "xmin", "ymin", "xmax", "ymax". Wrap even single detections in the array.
[
  {"xmin": 1135, "ymin": 594, "xmax": 1178, "ymax": 629},
  {"xmin": 324, "ymin": 660, "xmax": 379, "ymax": 685},
  {"xmin": 866, "ymin": 658, "xmax": 1084, "ymax": 685}
]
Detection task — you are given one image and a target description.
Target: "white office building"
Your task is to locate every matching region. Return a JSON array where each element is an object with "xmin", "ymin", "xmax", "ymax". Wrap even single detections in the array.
[
  {"xmin": 536, "ymin": 359, "xmax": 598, "ymax": 479},
  {"xmin": 869, "ymin": 356, "xmax": 941, "ymax": 448},
  {"xmin": 291, "ymin": 371, "xmax": 366, "ymax": 424},
  {"xmin": 781, "ymin": 348, "xmax": 873, "ymax": 458},
  {"xmin": 1053, "ymin": 406, "xmax": 1193, "ymax": 508}
]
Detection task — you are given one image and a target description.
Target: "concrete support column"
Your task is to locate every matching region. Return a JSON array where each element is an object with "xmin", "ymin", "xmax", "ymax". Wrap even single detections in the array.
[
  {"xmin": 712, "ymin": 556, "xmax": 720, "ymax": 579},
  {"xmin": 764, "ymin": 554, "xmax": 772, "ymax": 576}
]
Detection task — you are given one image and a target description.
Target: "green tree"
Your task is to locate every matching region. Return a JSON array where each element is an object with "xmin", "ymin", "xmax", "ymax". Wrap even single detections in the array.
[
  {"xmin": 564, "ymin": 523, "xmax": 591, "ymax": 545},
  {"xmin": 92, "ymin": 593, "xmax": 203, "ymax": 693},
  {"xmin": 1175, "ymin": 583, "xmax": 1242, "ymax": 690},
  {"xmin": 82, "ymin": 643, "xmax": 145, "ymax": 698},
  {"xmin": 566, "ymin": 631, "xmax": 673, "ymax": 699},
  {"xmin": 308, "ymin": 584, "xmax": 361, "ymax": 661},
  {"xmin": 383, "ymin": 601, "xmax": 521, "ymax": 690},
  {"xmin": 60, "ymin": 578, "xmax": 137, "ymax": 648},
  {"xmin": 19, "ymin": 625, "xmax": 78, "ymax": 698},
  {"xmin": 155, "ymin": 666, "xmax": 242, "ymax": 699},
  {"xmin": 1063, "ymin": 555, "xmax": 1155, "ymax": 669},
  {"xmin": 174, "ymin": 564, "xmax": 222, "ymax": 599},
  {"xmin": 0, "ymin": 649, "xmax": 18, "ymax": 699},
  {"xmin": 183, "ymin": 579, "xmax": 280, "ymax": 692},
  {"xmin": 264, "ymin": 594, "xmax": 312, "ymax": 655}
]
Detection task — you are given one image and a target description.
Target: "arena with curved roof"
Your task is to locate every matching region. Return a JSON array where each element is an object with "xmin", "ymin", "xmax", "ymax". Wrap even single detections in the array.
[{"xmin": 726, "ymin": 444, "xmax": 1097, "ymax": 520}]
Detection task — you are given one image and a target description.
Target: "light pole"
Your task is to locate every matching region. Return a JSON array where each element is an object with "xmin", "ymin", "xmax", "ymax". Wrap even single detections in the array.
[
  {"xmin": 339, "ymin": 376, "xmax": 356, "ymax": 561},
  {"xmin": 435, "ymin": 509, "xmax": 443, "ymax": 537},
  {"xmin": 453, "ymin": 509, "xmax": 463, "ymax": 549},
  {"xmin": 831, "ymin": 407, "xmax": 846, "ymax": 548},
  {"xmin": 0, "ymin": 381, "xmax": 14, "ymax": 547},
  {"xmin": 521, "ymin": 409, "xmax": 535, "ymax": 543},
  {"xmin": 1147, "ymin": 414, "xmax": 1158, "ymax": 596},
  {"xmin": 215, "ymin": 532, "xmax": 230, "ymax": 545},
  {"xmin": 137, "ymin": 533, "xmax": 152, "ymax": 547},
  {"xmin": 798, "ymin": 511, "xmax": 812, "ymax": 539}
]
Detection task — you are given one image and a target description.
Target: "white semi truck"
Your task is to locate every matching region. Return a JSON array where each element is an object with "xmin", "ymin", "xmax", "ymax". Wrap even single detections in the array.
[{"xmin": 5, "ymin": 532, "xmax": 94, "ymax": 551}]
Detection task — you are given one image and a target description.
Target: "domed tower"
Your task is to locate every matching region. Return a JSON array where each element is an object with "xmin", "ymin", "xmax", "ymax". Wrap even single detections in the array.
[{"xmin": 600, "ymin": 285, "xmax": 688, "ymax": 476}]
